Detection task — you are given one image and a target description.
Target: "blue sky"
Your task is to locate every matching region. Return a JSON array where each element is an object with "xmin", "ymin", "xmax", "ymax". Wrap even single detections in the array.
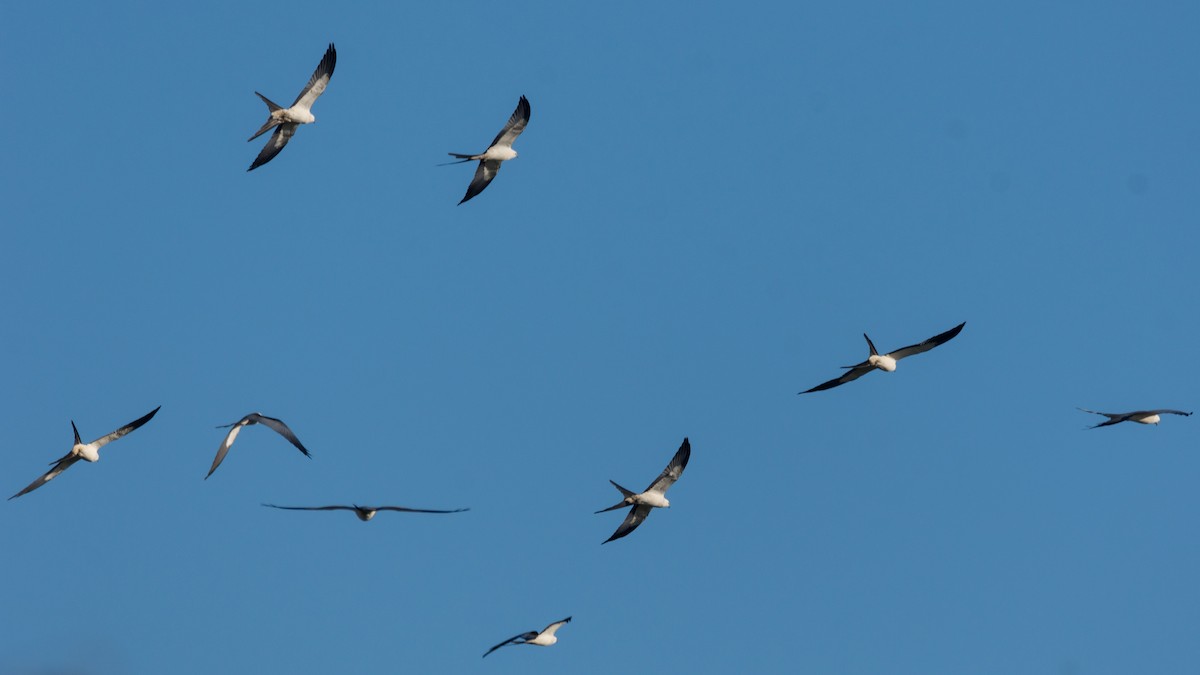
[{"xmin": 2, "ymin": 1, "xmax": 1198, "ymax": 673}]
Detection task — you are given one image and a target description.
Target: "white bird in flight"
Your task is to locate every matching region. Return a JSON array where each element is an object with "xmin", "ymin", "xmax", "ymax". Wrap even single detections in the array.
[
  {"xmin": 482, "ymin": 616, "xmax": 571, "ymax": 658},
  {"xmin": 800, "ymin": 321, "xmax": 965, "ymax": 394},
  {"xmin": 247, "ymin": 43, "xmax": 337, "ymax": 171},
  {"xmin": 1077, "ymin": 408, "xmax": 1192, "ymax": 429},
  {"xmin": 445, "ymin": 95, "xmax": 530, "ymax": 204},
  {"xmin": 206, "ymin": 413, "xmax": 311, "ymax": 479},
  {"xmin": 596, "ymin": 437, "xmax": 691, "ymax": 544},
  {"xmin": 9, "ymin": 406, "xmax": 161, "ymax": 500},
  {"xmin": 261, "ymin": 503, "xmax": 469, "ymax": 521}
]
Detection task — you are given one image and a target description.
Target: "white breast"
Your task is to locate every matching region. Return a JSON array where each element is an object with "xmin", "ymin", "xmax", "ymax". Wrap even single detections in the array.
[
  {"xmin": 636, "ymin": 492, "xmax": 670, "ymax": 508},
  {"xmin": 1133, "ymin": 414, "xmax": 1161, "ymax": 425},
  {"xmin": 869, "ymin": 354, "xmax": 897, "ymax": 372},
  {"xmin": 483, "ymin": 146, "xmax": 518, "ymax": 161},
  {"xmin": 76, "ymin": 444, "xmax": 101, "ymax": 462}
]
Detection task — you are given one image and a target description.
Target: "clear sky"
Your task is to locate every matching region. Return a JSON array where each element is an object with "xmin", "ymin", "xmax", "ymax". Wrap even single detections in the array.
[{"xmin": 2, "ymin": 1, "xmax": 1198, "ymax": 673}]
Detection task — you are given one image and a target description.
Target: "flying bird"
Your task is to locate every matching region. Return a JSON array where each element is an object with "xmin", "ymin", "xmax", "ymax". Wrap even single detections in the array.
[
  {"xmin": 445, "ymin": 95, "xmax": 530, "ymax": 204},
  {"xmin": 206, "ymin": 413, "xmax": 310, "ymax": 479},
  {"xmin": 483, "ymin": 616, "xmax": 571, "ymax": 658},
  {"xmin": 596, "ymin": 437, "xmax": 691, "ymax": 544},
  {"xmin": 247, "ymin": 43, "xmax": 337, "ymax": 171},
  {"xmin": 1077, "ymin": 408, "xmax": 1192, "ymax": 429},
  {"xmin": 799, "ymin": 321, "xmax": 966, "ymax": 394},
  {"xmin": 9, "ymin": 406, "xmax": 161, "ymax": 500},
  {"xmin": 261, "ymin": 503, "xmax": 469, "ymax": 521}
]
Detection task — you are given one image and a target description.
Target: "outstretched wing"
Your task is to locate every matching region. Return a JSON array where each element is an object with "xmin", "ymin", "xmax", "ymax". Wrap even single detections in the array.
[
  {"xmin": 488, "ymin": 95, "xmax": 530, "ymax": 149},
  {"xmin": 540, "ymin": 616, "xmax": 572, "ymax": 637},
  {"xmin": 1143, "ymin": 409, "xmax": 1193, "ymax": 417},
  {"xmin": 90, "ymin": 406, "xmax": 161, "ymax": 448},
  {"xmin": 646, "ymin": 437, "xmax": 691, "ymax": 493},
  {"xmin": 262, "ymin": 504, "xmax": 356, "ymax": 512},
  {"xmin": 887, "ymin": 322, "xmax": 966, "ymax": 361},
  {"xmin": 206, "ymin": 424, "xmax": 245, "ymax": 479},
  {"xmin": 799, "ymin": 363, "xmax": 873, "ymax": 394},
  {"xmin": 483, "ymin": 631, "xmax": 539, "ymax": 658},
  {"xmin": 602, "ymin": 504, "xmax": 652, "ymax": 544},
  {"xmin": 373, "ymin": 506, "xmax": 470, "ymax": 514},
  {"xmin": 291, "ymin": 43, "xmax": 337, "ymax": 111},
  {"xmin": 459, "ymin": 159, "xmax": 502, "ymax": 205},
  {"xmin": 246, "ymin": 414, "xmax": 311, "ymax": 457},
  {"xmin": 248, "ymin": 123, "xmax": 297, "ymax": 171},
  {"xmin": 9, "ymin": 454, "xmax": 81, "ymax": 500}
]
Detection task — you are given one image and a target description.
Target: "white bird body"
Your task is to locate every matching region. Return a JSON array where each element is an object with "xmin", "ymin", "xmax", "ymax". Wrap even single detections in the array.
[
  {"xmin": 483, "ymin": 145, "xmax": 518, "ymax": 162},
  {"xmin": 74, "ymin": 443, "xmax": 101, "ymax": 463},
  {"xmin": 868, "ymin": 354, "xmax": 897, "ymax": 372},
  {"xmin": 634, "ymin": 491, "xmax": 670, "ymax": 508},
  {"xmin": 1135, "ymin": 414, "xmax": 1162, "ymax": 425}
]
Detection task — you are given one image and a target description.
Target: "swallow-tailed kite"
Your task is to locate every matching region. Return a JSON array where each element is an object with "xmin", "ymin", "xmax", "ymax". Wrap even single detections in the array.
[
  {"xmin": 446, "ymin": 95, "xmax": 530, "ymax": 204},
  {"xmin": 206, "ymin": 413, "xmax": 310, "ymax": 479},
  {"xmin": 261, "ymin": 503, "xmax": 469, "ymax": 521},
  {"xmin": 9, "ymin": 406, "xmax": 161, "ymax": 500},
  {"xmin": 596, "ymin": 437, "xmax": 690, "ymax": 544},
  {"xmin": 247, "ymin": 43, "xmax": 336, "ymax": 171},
  {"xmin": 800, "ymin": 321, "xmax": 966, "ymax": 394},
  {"xmin": 483, "ymin": 616, "xmax": 571, "ymax": 658},
  {"xmin": 1077, "ymin": 408, "xmax": 1192, "ymax": 428}
]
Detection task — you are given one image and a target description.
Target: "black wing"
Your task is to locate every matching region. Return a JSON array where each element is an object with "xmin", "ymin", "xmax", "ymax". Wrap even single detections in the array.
[{"xmin": 887, "ymin": 322, "xmax": 965, "ymax": 360}]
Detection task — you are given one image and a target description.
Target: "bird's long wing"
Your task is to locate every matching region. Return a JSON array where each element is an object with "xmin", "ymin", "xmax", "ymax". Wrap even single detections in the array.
[
  {"xmin": 483, "ymin": 631, "xmax": 538, "ymax": 658},
  {"xmin": 205, "ymin": 424, "xmax": 244, "ymax": 479},
  {"xmin": 373, "ymin": 506, "xmax": 470, "ymax": 514},
  {"xmin": 602, "ymin": 504, "xmax": 652, "ymax": 544},
  {"xmin": 90, "ymin": 406, "xmax": 161, "ymax": 448},
  {"xmin": 290, "ymin": 43, "xmax": 337, "ymax": 111},
  {"xmin": 1144, "ymin": 409, "xmax": 1193, "ymax": 417},
  {"xmin": 799, "ymin": 363, "xmax": 873, "ymax": 394},
  {"xmin": 9, "ymin": 454, "xmax": 81, "ymax": 500},
  {"xmin": 262, "ymin": 504, "xmax": 356, "ymax": 512},
  {"xmin": 246, "ymin": 414, "xmax": 311, "ymax": 457},
  {"xmin": 248, "ymin": 123, "xmax": 297, "ymax": 171},
  {"xmin": 459, "ymin": 159, "xmax": 501, "ymax": 204},
  {"xmin": 887, "ymin": 322, "xmax": 966, "ymax": 361},
  {"xmin": 540, "ymin": 617, "xmax": 572, "ymax": 637},
  {"xmin": 487, "ymin": 95, "xmax": 530, "ymax": 149},
  {"xmin": 646, "ymin": 437, "xmax": 691, "ymax": 493}
]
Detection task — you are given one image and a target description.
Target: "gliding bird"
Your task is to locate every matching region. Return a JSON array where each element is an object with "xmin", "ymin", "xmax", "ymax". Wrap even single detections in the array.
[
  {"xmin": 1077, "ymin": 408, "xmax": 1192, "ymax": 429},
  {"xmin": 247, "ymin": 43, "xmax": 337, "ymax": 171},
  {"xmin": 483, "ymin": 616, "xmax": 572, "ymax": 658},
  {"xmin": 206, "ymin": 413, "xmax": 311, "ymax": 479},
  {"xmin": 596, "ymin": 437, "xmax": 691, "ymax": 544},
  {"xmin": 9, "ymin": 406, "xmax": 161, "ymax": 500},
  {"xmin": 800, "ymin": 321, "xmax": 966, "ymax": 394},
  {"xmin": 445, "ymin": 95, "xmax": 530, "ymax": 204},
  {"xmin": 261, "ymin": 503, "xmax": 469, "ymax": 521}
]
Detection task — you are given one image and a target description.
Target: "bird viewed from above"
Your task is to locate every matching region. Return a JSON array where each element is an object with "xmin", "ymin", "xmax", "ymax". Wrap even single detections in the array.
[
  {"xmin": 482, "ymin": 616, "xmax": 572, "ymax": 658},
  {"xmin": 596, "ymin": 437, "xmax": 691, "ymax": 544},
  {"xmin": 444, "ymin": 95, "xmax": 530, "ymax": 204},
  {"xmin": 246, "ymin": 43, "xmax": 337, "ymax": 171},
  {"xmin": 261, "ymin": 503, "xmax": 469, "ymax": 521},
  {"xmin": 799, "ymin": 321, "xmax": 966, "ymax": 394},
  {"xmin": 206, "ymin": 413, "xmax": 311, "ymax": 479},
  {"xmin": 1076, "ymin": 408, "xmax": 1193, "ymax": 429},
  {"xmin": 9, "ymin": 406, "xmax": 161, "ymax": 500}
]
